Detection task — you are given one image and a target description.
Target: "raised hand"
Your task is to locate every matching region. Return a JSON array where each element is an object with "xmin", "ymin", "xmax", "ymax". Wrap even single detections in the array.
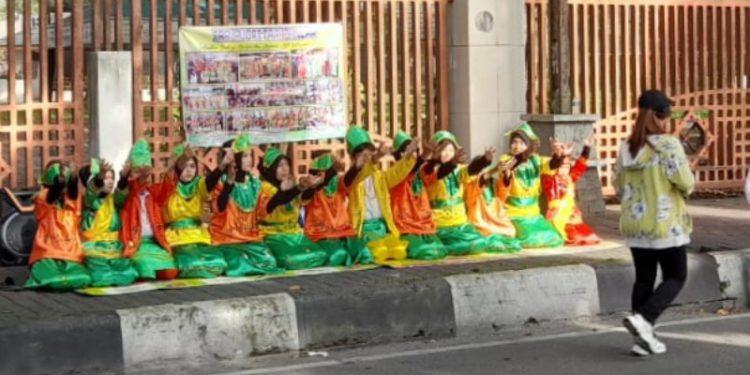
[
  {"xmin": 299, "ymin": 174, "xmax": 324, "ymax": 191},
  {"xmin": 421, "ymin": 140, "xmax": 437, "ymax": 160},
  {"xmin": 333, "ymin": 156, "xmax": 347, "ymax": 172},
  {"xmin": 225, "ymin": 162, "xmax": 237, "ymax": 184},
  {"xmin": 484, "ymin": 146, "xmax": 497, "ymax": 162},
  {"xmin": 404, "ymin": 138, "xmax": 419, "ymax": 156},
  {"xmin": 584, "ymin": 134, "xmax": 596, "ymax": 147},
  {"xmin": 453, "ymin": 148, "xmax": 469, "ymax": 164}
]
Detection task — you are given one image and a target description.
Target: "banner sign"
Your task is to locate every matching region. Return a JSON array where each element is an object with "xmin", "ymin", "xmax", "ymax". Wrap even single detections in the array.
[{"xmin": 178, "ymin": 23, "xmax": 346, "ymax": 146}]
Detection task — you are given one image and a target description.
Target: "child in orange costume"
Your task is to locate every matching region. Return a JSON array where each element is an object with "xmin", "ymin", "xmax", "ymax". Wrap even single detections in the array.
[{"xmin": 25, "ymin": 161, "xmax": 92, "ymax": 290}]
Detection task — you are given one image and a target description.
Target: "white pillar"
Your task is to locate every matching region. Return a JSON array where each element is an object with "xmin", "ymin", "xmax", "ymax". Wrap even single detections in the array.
[
  {"xmin": 87, "ymin": 52, "xmax": 134, "ymax": 173},
  {"xmin": 448, "ymin": 0, "xmax": 527, "ymax": 156}
]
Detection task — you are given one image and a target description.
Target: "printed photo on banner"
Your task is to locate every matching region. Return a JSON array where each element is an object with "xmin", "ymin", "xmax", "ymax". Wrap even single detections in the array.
[
  {"xmin": 183, "ymin": 87, "xmax": 227, "ymax": 110},
  {"xmin": 240, "ymin": 52, "xmax": 293, "ymax": 80},
  {"xmin": 184, "ymin": 111, "xmax": 225, "ymax": 134},
  {"xmin": 186, "ymin": 53, "xmax": 239, "ymax": 84}
]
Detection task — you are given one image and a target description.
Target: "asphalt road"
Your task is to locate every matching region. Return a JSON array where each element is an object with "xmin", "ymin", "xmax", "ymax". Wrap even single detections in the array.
[{"xmin": 186, "ymin": 312, "xmax": 750, "ymax": 375}]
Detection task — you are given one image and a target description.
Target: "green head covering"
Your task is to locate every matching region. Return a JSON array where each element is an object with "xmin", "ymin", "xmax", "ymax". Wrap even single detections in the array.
[
  {"xmin": 345, "ymin": 125, "xmax": 373, "ymax": 154},
  {"xmin": 89, "ymin": 158, "xmax": 101, "ymax": 178},
  {"xmin": 262, "ymin": 147, "xmax": 284, "ymax": 168},
  {"xmin": 433, "ymin": 130, "xmax": 458, "ymax": 145},
  {"xmin": 505, "ymin": 123, "xmax": 539, "ymax": 143},
  {"xmin": 393, "ymin": 131, "xmax": 412, "ymax": 152},
  {"xmin": 232, "ymin": 133, "xmax": 252, "ymax": 154},
  {"xmin": 310, "ymin": 154, "xmax": 334, "ymax": 171},
  {"xmin": 172, "ymin": 143, "xmax": 187, "ymax": 159},
  {"xmin": 130, "ymin": 139, "xmax": 153, "ymax": 168},
  {"xmin": 40, "ymin": 162, "xmax": 70, "ymax": 186}
]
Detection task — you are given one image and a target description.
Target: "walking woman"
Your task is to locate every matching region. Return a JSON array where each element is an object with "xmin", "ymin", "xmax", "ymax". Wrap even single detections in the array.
[{"xmin": 614, "ymin": 90, "xmax": 695, "ymax": 356}]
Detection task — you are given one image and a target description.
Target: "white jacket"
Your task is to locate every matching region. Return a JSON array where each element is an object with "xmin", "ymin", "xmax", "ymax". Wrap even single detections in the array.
[{"xmin": 745, "ymin": 167, "xmax": 750, "ymax": 205}]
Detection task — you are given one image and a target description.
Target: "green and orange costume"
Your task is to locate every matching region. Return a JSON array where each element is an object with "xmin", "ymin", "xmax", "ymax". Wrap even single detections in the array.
[
  {"xmin": 25, "ymin": 162, "xmax": 92, "ymax": 290},
  {"xmin": 258, "ymin": 147, "xmax": 328, "ymax": 270},
  {"xmin": 120, "ymin": 140, "xmax": 178, "ymax": 280},
  {"xmin": 302, "ymin": 154, "xmax": 372, "ymax": 266},
  {"xmin": 345, "ymin": 126, "xmax": 413, "ymax": 264},
  {"xmin": 424, "ymin": 131, "xmax": 520, "ymax": 255},
  {"xmin": 388, "ymin": 131, "xmax": 447, "ymax": 260},
  {"xmin": 498, "ymin": 124, "xmax": 564, "ymax": 248},
  {"xmin": 79, "ymin": 159, "xmax": 139, "ymax": 286},
  {"xmin": 210, "ymin": 135, "xmax": 280, "ymax": 276}
]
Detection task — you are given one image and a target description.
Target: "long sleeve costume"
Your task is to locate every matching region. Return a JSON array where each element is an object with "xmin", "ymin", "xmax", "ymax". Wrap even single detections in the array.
[
  {"xmin": 25, "ymin": 164, "xmax": 92, "ymax": 290},
  {"xmin": 424, "ymin": 131, "xmax": 522, "ymax": 255},
  {"xmin": 210, "ymin": 136, "xmax": 279, "ymax": 276},
  {"xmin": 79, "ymin": 160, "xmax": 139, "ymax": 286},
  {"xmin": 388, "ymin": 131, "xmax": 447, "ymax": 260},
  {"xmin": 302, "ymin": 154, "xmax": 372, "ymax": 266},
  {"xmin": 258, "ymin": 148, "xmax": 328, "ymax": 270},
  {"xmin": 541, "ymin": 146, "xmax": 601, "ymax": 245}
]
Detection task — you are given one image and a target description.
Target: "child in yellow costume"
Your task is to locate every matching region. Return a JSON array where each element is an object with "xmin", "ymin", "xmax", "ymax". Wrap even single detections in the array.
[
  {"xmin": 258, "ymin": 147, "xmax": 328, "ymax": 270},
  {"xmin": 423, "ymin": 131, "xmax": 519, "ymax": 255},
  {"xmin": 497, "ymin": 123, "xmax": 564, "ymax": 248},
  {"xmin": 160, "ymin": 144, "xmax": 227, "ymax": 278},
  {"xmin": 344, "ymin": 126, "xmax": 418, "ymax": 263},
  {"xmin": 78, "ymin": 159, "xmax": 139, "ymax": 286}
]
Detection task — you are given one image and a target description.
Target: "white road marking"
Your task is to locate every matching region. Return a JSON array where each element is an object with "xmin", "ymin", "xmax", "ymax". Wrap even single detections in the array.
[{"xmin": 213, "ymin": 313, "xmax": 750, "ymax": 375}]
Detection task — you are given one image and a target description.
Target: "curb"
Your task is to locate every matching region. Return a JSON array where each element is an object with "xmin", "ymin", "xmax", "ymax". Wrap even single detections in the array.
[{"xmin": 2, "ymin": 249, "xmax": 748, "ymax": 375}]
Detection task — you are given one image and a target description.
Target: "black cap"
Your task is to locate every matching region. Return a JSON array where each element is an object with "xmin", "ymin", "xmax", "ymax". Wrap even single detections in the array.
[{"xmin": 638, "ymin": 90, "xmax": 675, "ymax": 118}]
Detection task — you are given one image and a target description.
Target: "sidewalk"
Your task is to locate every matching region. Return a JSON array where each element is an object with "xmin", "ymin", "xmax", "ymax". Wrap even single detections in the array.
[{"xmin": 0, "ymin": 198, "xmax": 748, "ymax": 375}]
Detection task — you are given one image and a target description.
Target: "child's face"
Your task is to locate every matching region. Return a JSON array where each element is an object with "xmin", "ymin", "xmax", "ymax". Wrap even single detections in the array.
[
  {"xmin": 439, "ymin": 142, "xmax": 456, "ymax": 164},
  {"xmin": 276, "ymin": 159, "xmax": 290, "ymax": 181},
  {"xmin": 241, "ymin": 151, "xmax": 254, "ymax": 172},
  {"xmin": 510, "ymin": 136, "xmax": 528, "ymax": 156},
  {"xmin": 103, "ymin": 170, "xmax": 115, "ymax": 193},
  {"xmin": 180, "ymin": 159, "xmax": 197, "ymax": 182}
]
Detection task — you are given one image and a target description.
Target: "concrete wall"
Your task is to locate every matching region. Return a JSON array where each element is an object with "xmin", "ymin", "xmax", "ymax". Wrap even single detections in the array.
[{"xmin": 449, "ymin": 0, "xmax": 526, "ymax": 156}]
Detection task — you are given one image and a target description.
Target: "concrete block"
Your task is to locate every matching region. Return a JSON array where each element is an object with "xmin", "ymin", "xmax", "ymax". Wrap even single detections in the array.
[
  {"xmin": 468, "ymin": 112, "xmax": 502, "ymax": 154},
  {"xmin": 450, "ymin": 111, "xmax": 473, "ymax": 152},
  {"xmin": 88, "ymin": 52, "xmax": 134, "ymax": 174},
  {"xmin": 294, "ymin": 278, "xmax": 456, "ymax": 348},
  {"xmin": 449, "ymin": 46, "xmax": 471, "ymax": 113},
  {"xmin": 467, "ymin": 0, "xmax": 499, "ymax": 46},
  {"xmin": 710, "ymin": 250, "xmax": 750, "ymax": 309},
  {"xmin": 467, "ymin": 46, "xmax": 499, "ymax": 113},
  {"xmin": 495, "ymin": 0, "xmax": 527, "ymax": 46},
  {"xmin": 496, "ymin": 46, "xmax": 527, "ymax": 113},
  {"xmin": 448, "ymin": 0, "xmax": 469, "ymax": 46},
  {"xmin": 0, "ymin": 312, "xmax": 124, "ymax": 375},
  {"xmin": 117, "ymin": 293, "xmax": 299, "ymax": 367},
  {"xmin": 446, "ymin": 265, "xmax": 600, "ymax": 335}
]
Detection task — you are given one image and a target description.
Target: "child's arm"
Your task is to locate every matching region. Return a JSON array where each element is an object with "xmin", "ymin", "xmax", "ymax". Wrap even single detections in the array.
[{"xmin": 569, "ymin": 145, "xmax": 591, "ymax": 183}]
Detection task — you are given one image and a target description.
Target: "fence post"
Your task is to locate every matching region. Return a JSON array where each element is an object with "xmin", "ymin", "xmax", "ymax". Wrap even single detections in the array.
[{"xmin": 549, "ymin": 0, "xmax": 571, "ymax": 114}]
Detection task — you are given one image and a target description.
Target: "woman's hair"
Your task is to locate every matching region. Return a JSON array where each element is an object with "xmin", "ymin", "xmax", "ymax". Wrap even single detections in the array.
[{"xmin": 627, "ymin": 108, "xmax": 668, "ymax": 158}]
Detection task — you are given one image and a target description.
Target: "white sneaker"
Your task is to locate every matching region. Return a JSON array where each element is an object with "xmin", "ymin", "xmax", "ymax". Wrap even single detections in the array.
[
  {"xmin": 623, "ymin": 314, "xmax": 667, "ymax": 354},
  {"xmin": 631, "ymin": 344, "xmax": 650, "ymax": 357}
]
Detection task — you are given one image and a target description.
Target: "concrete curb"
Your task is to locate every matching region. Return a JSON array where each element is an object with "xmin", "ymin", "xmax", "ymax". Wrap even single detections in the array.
[
  {"xmin": 2, "ymin": 249, "xmax": 747, "ymax": 375},
  {"xmin": 445, "ymin": 265, "xmax": 600, "ymax": 335}
]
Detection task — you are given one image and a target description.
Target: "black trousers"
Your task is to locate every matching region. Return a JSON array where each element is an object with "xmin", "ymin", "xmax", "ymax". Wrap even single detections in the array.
[{"xmin": 630, "ymin": 246, "xmax": 688, "ymax": 324}]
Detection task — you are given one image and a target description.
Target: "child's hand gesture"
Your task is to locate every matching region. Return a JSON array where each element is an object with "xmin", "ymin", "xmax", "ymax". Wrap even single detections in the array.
[
  {"xmin": 404, "ymin": 138, "xmax": 419, "ymax": 156},
  {"xmin": 484, "ymin": 146, "xmax": 497, "ymax": 162}
]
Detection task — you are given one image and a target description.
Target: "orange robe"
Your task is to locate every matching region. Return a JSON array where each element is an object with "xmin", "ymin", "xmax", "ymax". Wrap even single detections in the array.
[{"xmin": 29, "ymin": 190, "xmax": 84, "ymax": 265}]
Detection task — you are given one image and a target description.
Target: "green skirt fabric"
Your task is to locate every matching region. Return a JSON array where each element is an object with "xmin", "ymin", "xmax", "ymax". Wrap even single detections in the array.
[
  {"xmin": 317, "ymin": 237, "xmax": 373, "ymax": 266},
  {"xmin": 265, "ymin": 233, "xmax": 328, "ymax": 270},
  {"xmin": 511, "ymin": 215, "xmax": 565, "ymax": 249},
  {"xmin": 216, "ymin": 242, "xmax": 282, "ymax": 277},
  {"xmin": 174, "ymin": 244, "xmax": 227, "ymax": 279},
  {"xmin": 483, "ymin": 234, "xmax": 523, "ymax": 254},
  {"xmin": 362, "ymin": 219, "xmax": 389, "ymax": 243},
  {"xmin": 25, "ymin": 259, "xmax": 92, "ymax": 290},
  {"xmin": 436, "ymin": 224, "xmax": 500, "ymax": 256},
  {"xmin": 83, "ymin": 240, "xmax": 139, "ymax": 287},
  {"xmin": 131, "ymin": 237, "xmax": 177, "ymax": 280},
  {"xmin": 402, "ymin": 234, "xmax": 448, "ymax": 260}
]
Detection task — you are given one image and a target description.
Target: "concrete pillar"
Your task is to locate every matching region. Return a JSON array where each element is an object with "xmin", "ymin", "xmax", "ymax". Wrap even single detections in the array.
[
  {"xmin": 87, "ymin": 52, "xmax": 134, "ymax": 173},
  {"xmin": 448, "ymin": 0, "xmax": 526, "ymax": 156}
]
